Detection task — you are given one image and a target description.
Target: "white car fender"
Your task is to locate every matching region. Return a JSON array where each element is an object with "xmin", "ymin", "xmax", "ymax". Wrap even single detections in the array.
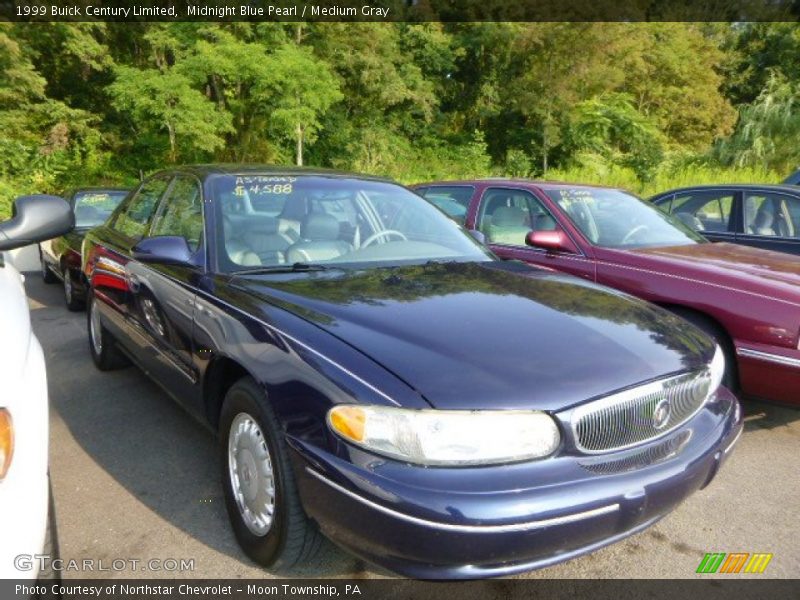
[{"xmin": 0, "ymin": 259, "xmax": 50, "ymax": 580}]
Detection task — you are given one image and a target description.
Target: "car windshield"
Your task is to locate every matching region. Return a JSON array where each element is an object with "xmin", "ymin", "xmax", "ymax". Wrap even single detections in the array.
[
  {"xmin": 213, "ymin": 174, "xmax": 492, "ymax": 272},
  {"xmin": 546, "ymin": 187, "xmax": 706, "ymax": 249},
  {"xmin": 74, "ymin": 190, "xmax": 128, "ymax": 228}
]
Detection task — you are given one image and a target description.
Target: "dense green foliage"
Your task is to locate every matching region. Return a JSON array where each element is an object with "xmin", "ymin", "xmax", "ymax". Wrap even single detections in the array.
[{"xmin": 0, "ymin": 22, "xmax": 796, "ymax": 217}]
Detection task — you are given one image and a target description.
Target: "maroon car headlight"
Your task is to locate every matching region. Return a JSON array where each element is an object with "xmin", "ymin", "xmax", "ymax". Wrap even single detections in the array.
[{"xmin": 327, "ymin": 406, "xmax": 561, "ymax": 466}]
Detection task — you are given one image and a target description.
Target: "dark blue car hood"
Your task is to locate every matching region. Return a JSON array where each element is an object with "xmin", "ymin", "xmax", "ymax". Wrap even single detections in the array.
[{"xmin": 235, "ymin": 262, "xmax": 714, "ymax": 411}]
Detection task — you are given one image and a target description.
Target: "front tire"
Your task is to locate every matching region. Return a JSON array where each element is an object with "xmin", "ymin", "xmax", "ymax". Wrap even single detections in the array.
[
  {"xmin": 220, "ymin": 377, "xmax": 321, "ymax": 570},
  {"xmin": 87, "ymin": 291, "xmax": 130, "ymax": 371}
]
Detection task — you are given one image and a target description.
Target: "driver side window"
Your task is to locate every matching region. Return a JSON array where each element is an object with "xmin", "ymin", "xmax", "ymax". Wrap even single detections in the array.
[
  {"xmin": 150, "ymin": 175, "xmax": 204, "ymax": 251},
  {"xmin": 477, "ymin": 188, "xmax": 555, "ymax": 246},
  {"xmin": 111, "ymin": 177, "xmax": 169, "ymax": 241}
]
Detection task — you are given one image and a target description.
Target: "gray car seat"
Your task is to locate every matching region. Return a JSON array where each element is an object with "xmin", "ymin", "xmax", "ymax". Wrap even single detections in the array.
[
  {"xmin": 675, "ymin": 212, "xmax": 705, "ymax": 231},
  {"xmin": 223, "ymin": 215, "xmax": 261, "ymax": 267},
  {"xmin": 277, "ymin": 196, "xmax": 306, "ymax": 243},
  {"xmin": 486, "ymin": 206, "xmax": 530, "ymax": 245},
  {"xmin": 532, "ymin": 213, "xmax": 557, "ymax": 231},
  {"xmin": 744, "ymin": 197, "xmax": 759, "ymax": 233},
  {"xmin": 753, "ymin": 202, "xmax": 776, "ymax": 236},
  {"xmin": 286, "ymin": 214, "xmax": 353, "ymax": 263},
  {"xmin": 242, "ymin": 216, "xmax": 290, "ymax": 265}
]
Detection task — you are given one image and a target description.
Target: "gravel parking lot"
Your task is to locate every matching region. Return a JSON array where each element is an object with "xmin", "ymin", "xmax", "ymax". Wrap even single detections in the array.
[{"xmin": 24, "ymin": 273, "xmax": 799, "ymax": 580}]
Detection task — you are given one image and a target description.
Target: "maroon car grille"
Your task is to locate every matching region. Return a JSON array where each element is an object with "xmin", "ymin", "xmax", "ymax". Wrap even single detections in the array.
[{"xmin": 571, "ymin": 370, "xmax": 711, "ymax": 453}]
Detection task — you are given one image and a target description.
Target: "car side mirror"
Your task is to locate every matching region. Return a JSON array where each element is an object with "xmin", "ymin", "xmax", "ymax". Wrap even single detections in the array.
[
  {"xmin": 468, "ymin": 229, "xmax": 486, "ymax": 245},
  {"xmin": 0, "ymin": 195, "xmax": 74, "ymax": 251},
  {"xmin": 525, "ymin": 229, "xmax": 578, "ymax": 254},
  {"xmin": 133, "ymin": 236, "xmax": 193, "ymax": 265}
]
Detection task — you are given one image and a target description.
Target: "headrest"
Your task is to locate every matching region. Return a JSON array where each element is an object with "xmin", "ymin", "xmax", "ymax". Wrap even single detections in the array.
[
  {"xmin": 675, "ymin": 212, "xmax": 703, "ymax": 230},
  {"xmin": 301, "ymin": 213, "xmax": 340, "ymax": 241},
  {"xmin": 244, "ymin": 215, "xmax": 279, "ymax": 236},
  {"xmin": 755, "ymin": 205, "xmax": 774, "ymax": 227},
  {"xmin": 492, "ymin": 206, "xmax": 527, "ymax": 227},
  {"xmin": 534, "ymin": 213, "xmax": 557, "ymax": 231}
]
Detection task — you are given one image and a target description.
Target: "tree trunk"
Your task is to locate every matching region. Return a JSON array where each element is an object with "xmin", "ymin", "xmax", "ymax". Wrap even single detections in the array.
[
  {"xmin": 542, "ymin": 127, "xmax": 549, "ymax": 174},
  {"xmin": 296, "ymin": 123, "xmax": 303, "ymax": 166},
  {"xmin": 167, "ymin": 123, "xmax": 176, "ymax": 163}
]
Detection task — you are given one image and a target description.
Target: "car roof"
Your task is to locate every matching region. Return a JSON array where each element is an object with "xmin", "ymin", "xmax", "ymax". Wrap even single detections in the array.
[
  {"xmin": 652, "ymin": 183, "xmax": 800, "ymax": 198},
  {"xmin": 162, "ymin": 164, "xmax": 394, "ymax": 182},
  {"xmin": 416, "ymin": 179, "xmax": 624, "ymax": 192},
  {"xmin": 73, "ymin": 187, "xmax": 130, "ymax": 193}
]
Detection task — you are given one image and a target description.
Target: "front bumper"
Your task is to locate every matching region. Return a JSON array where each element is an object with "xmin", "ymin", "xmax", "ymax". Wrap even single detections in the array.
[{"xmin": 290, "ymin": 387, "xmax": 742, "ymax": 579}]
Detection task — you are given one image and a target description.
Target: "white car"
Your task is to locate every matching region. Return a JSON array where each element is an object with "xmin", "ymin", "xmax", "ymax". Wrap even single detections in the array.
[{"xmin": 0, "ymin": 195, "xmax": 73, "ymax": 579}]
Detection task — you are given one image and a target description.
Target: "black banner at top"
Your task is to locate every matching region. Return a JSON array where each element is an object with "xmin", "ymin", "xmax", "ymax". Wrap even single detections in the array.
[{"xmin": 0, "ymin": 0, "xmax": 798, "ymax": 22}]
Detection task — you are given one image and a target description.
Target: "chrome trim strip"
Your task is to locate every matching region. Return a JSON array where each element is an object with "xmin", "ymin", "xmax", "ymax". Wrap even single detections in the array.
[
  {"xmin": 305, "ymin": 467, "xmax": 619, "ymax": 533},
  {"xmin": 737, "ymin": 347, "xmax": 800, "ymax": 369},
  {"xmin": 724, "ymin": 427, "xmax": 743, "ymax": 455}
]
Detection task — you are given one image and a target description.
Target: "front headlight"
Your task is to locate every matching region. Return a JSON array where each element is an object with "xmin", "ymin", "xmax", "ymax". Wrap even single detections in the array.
[
  {"xmin": 708, "ymin": 345, "xmax": 726, "ymax": 394},
  {"xmin": 0, "ymin": 409, "xmax": 13, "ymax": 479},
  {"xmin": 327, "ymin": 405, "xmax": 561, "ymax": 466}
]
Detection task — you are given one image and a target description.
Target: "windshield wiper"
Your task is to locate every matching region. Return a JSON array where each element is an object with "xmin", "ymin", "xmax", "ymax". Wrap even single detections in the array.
[{"xmin": 233, "ymin": 262, "xmax": 334, "ymax": 275}]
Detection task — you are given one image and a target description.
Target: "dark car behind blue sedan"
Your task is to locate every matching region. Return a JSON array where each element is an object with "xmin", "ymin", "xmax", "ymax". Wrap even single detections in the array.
[
  {"xmin": 651, "ymin": 183, "xmax": 800, "ymax": 256},
  {"xmin": 81, "ymin": 166, "xmax": 742, "ymax": 579}
]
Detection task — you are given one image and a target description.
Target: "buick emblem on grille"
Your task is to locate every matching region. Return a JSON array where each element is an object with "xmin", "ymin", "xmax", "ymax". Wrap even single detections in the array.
[{"xmin": 652, "ymin": 399, "xmax": 672, "ymax": 430}]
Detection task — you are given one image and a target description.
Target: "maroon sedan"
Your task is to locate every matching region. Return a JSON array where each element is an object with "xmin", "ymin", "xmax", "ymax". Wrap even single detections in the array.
[{"xmin": 414, "ymin": 180, "xmax": 800, "ymax": 406}]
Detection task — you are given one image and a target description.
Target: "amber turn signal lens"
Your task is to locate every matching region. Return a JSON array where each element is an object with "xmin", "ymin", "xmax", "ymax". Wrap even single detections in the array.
[
  {"xmin": 328, "ymin": 406, "xmax": 366, "ymax": 442},
  {"xmin": 0, "ymin": 409, "xmax": 13, "ymax": 479}
]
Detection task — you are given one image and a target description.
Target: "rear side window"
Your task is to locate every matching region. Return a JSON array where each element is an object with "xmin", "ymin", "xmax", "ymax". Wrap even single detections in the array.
[
  {"xmin": 112, "ymin": 177, "xmax": 169, "ymax": 240},
  {"xmin": 744, "ymin": 191, "xmax": 800, "ymax": 238},
  {"xmin": 419, "ymin": 186, "xmax": 474, "ymax": 224},
  {"xmin": 668, "ymin": 191, "xmax": 735, "ymax": 233},
  {"xmin": 151, "ymin": 176, "xmax": 204, "ymax": 251}
]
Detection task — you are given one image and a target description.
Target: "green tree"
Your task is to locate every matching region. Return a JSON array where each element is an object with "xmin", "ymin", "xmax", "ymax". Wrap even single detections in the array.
[
  {"xmin": 258, "ymin": 44, "xmax": 342, "ymax": 166},
  {"xmin": 109, "ymin": 65, "xmax": 232, "ymax": 163},
  {"xmin": 717, "ymin": 73, "xmax": 800, "ymax": 172}
]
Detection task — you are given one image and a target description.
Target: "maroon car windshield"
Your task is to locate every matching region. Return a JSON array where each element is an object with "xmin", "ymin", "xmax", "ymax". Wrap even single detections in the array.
[{"xmin": 546, "ymin": 187, "xmax": 706, "ymax": 249}]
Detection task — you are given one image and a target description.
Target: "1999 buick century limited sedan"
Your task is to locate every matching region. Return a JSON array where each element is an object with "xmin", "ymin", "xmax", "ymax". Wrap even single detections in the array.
[{"xmin": 81, "ymin": 166, "xmax": 741, "ymax": 578}]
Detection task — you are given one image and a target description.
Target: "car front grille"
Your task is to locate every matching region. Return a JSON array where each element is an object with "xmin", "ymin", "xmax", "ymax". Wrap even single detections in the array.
[
  {"xmin": 571, "ymin": 370, "xmax": 711, "ymax": 454},
  {"xmin": 579, "ymin": 430, "xmax": 693, "ymax": 474}
]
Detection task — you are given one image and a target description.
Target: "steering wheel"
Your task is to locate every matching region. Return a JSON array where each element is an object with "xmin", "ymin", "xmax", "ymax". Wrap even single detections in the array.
[
  {"xmin": 361, "ymin": 230, "xmax": 408, "ymax": 248},
  {"xmin": 621, "ymin": 224, "xmax": 649, "ymax": 245}
]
